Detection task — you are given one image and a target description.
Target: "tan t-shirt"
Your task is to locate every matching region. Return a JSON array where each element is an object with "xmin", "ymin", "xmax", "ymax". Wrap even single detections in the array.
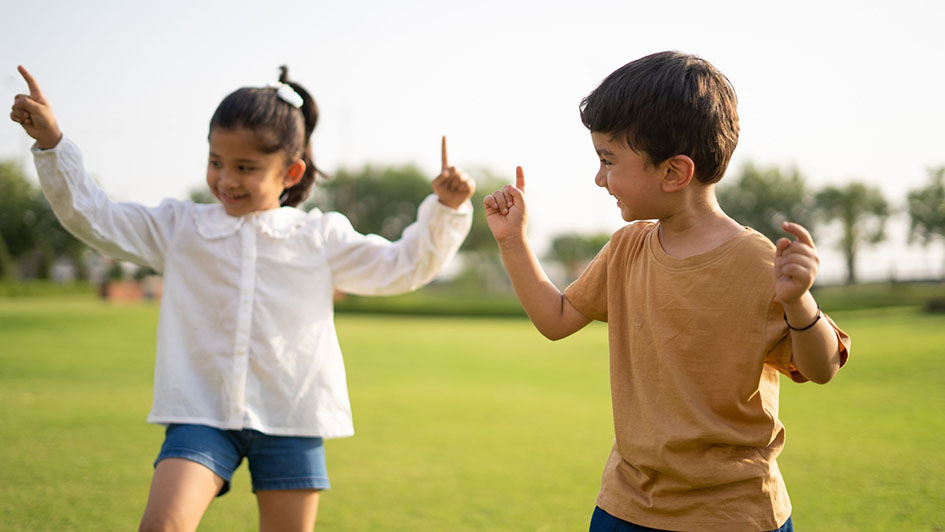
[{"xmin": 565, "ymin": 222, "xmax": 850, "ymax": 532}]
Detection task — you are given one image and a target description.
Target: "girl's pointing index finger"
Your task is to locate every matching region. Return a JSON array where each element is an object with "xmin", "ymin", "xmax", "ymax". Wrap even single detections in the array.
[
  {"xmin": 441, "ymin": 135, "xmax": 449, "ymax": 172},
  {"xmin": 17, "ymin": 65, "xmax": 44, "ymax": 100}
]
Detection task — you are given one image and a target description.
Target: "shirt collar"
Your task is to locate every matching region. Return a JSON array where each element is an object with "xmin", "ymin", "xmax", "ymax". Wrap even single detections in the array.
[{"xmin": 192, "ymin": 203, "xmax": 308, "ymax": 240}]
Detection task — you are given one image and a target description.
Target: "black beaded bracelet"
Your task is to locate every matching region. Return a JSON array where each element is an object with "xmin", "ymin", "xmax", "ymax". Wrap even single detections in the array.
[{"xmin": 784, "ymin": 306, "xmax": 822, "ymax": 331}]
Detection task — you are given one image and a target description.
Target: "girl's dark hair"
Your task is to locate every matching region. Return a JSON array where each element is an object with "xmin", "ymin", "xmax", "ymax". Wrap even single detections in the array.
[{"xmin": 209, "ymin": 65, "xmax": 320, "ymax": 207}]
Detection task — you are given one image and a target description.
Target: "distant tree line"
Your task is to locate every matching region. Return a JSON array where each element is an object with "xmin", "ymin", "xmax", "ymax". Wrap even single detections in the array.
[
  {"xmin": 3, "ymin": 157, "xmax": 945, "ymax": 286},
  {"xmin": 718, "ymin": 163, "xmax": 944, "ymax": 284}
]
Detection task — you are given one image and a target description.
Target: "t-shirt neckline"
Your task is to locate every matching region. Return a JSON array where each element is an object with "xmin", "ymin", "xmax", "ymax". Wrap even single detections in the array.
[{"xmin": 647, "ymin": 223, "xmax": 753, "ymax": 270}]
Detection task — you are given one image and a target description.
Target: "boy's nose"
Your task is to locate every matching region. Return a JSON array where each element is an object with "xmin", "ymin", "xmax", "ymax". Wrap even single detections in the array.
[{"xmin": 594, "ymin": 169, "xmax": 608, "ymax": 189}]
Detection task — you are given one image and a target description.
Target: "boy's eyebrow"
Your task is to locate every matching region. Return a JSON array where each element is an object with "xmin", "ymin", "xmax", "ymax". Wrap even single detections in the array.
[{"xmin": 596, "ymin": 148, "xmax": 616, "ymax": 157}]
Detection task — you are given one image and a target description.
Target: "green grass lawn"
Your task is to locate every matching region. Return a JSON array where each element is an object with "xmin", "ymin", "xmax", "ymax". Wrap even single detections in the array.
[{"xmin": 0, "ymin": 298, "xmax": 943, "ymax": 531}]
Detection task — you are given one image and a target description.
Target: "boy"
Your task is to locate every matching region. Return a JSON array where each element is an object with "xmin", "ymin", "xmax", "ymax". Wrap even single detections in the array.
[{"xmin": 484, "ymin": 51, "xmax": 850, "ymax": 531}]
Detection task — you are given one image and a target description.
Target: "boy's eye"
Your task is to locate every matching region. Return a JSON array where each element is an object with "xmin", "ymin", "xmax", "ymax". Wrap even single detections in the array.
[
  {"xmin": 209, "ymin": 160, "xmax": 222, "ymax": 169},
  {"xmin": 238, "ymin": 165, "xmax": 257, "ymax": 172},
  {"xmin": 600, "ymin": 159, "xmax": 612, "ymax": 166}
]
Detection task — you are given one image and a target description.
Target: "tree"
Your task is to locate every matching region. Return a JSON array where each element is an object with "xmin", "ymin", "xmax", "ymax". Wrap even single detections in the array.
[
  {"xmin": 717, "ymin": 162, "xmax": 815, "ymax": 243},
  {"xmin": 906, "ymin": 166, "xmax": 945, "ymax": 279},
  {"xmin": 815, "ymin": 182, "xmax": 889, "ymax": 284},
  {"xmin": 0, "ymin": 159, "xmax": 86, "ymax": 279},
  {"xmin": 0, "ymin": 161, "xmax": 37, "ymax": 277},
  {"xmin": 0, "ymin": 161, "xmax": 33, "ymax": 278},
  {"xmin": 547, "ymin": 232, "xmax": 610, "ymax": 283}
]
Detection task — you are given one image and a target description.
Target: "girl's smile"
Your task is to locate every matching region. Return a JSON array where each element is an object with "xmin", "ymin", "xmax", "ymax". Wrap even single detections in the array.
[{"xmin": 206, "ymin": 127, "xmax": 304, "ymax": 217}]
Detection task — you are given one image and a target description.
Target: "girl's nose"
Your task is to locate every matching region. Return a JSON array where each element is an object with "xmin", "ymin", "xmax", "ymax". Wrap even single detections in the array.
[{"xmin": 219, "ymin": 171, "xmax": 239, "ymax": 188}]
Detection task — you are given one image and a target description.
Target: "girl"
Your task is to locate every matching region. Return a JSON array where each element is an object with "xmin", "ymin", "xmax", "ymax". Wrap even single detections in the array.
[{"xmin": 10, "ymin": 65, "xmax": 474, "ymax": 531}]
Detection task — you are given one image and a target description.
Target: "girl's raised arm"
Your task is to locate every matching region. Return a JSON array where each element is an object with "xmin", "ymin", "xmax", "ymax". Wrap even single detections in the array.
[{"xmin": 12, "ymin": 66, "xmax": 185, "ymax": 272}]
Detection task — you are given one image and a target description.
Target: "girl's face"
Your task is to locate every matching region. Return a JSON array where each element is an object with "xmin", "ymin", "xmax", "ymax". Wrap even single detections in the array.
[{"xmin": 206, "ymin": 128, "xmax": 303, "ymax": 217}]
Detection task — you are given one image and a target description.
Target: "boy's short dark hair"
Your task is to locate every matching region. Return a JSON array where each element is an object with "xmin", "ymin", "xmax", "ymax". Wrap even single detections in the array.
[{"xmin": 580, "ymin": 51, "xmax": 739, "ymax": 184}]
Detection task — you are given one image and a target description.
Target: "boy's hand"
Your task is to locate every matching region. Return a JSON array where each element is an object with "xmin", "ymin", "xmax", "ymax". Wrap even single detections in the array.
[
  {"xmin": 484, "ymin": 166, "xmax": 528, "ymax": 244},
  {"xmin": 774, "ymin": 221, "xmax": 819, "ymax": 304},
  {"xmin": 432, "ymin": 136, "xmax": 475, "ymax": 209},
  {"xmin": 9, "ymin": 66, "xmax": 62, "ymax": 149}
]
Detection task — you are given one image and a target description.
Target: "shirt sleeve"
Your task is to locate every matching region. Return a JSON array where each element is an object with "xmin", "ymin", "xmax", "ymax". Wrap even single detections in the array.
[
  {"xmin": 322, "ymin": 194, "xmax": 472, "ymax": 295},
  {"xmin": 764, "ymin": 302, "xmax": 852, "ymax": 383},
  {"xmin": 32, "ymin": 136, "xmax": 186, "ymax": 272},
  {"xmin": 564, "ymin": 239, "xmax": 611, "ymax": 322}
]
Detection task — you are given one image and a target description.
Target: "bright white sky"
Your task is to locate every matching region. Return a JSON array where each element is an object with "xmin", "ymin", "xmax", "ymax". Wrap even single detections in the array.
[{"xmin": 2, "ymin": 0, "xmax": 943, "ymax": 282}]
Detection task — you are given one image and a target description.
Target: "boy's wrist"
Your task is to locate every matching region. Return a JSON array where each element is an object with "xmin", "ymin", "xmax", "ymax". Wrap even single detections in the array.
[
  {"xmin": 496, "ymin": 232, "xmax": 528, "ymax": 253},
  {"xmin": 782, "ymin": 292, "xmax": 819, "ymax": 330}
]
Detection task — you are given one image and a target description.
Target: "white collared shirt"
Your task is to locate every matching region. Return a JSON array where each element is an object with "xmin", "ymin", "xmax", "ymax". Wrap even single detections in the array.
[{"xmin": 34, "ymin": 137, "xmax": 473, "ymax": 437}]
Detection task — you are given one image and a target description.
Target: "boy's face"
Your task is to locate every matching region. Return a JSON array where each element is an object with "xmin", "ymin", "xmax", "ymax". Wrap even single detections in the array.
[{"xmin": 591, "ymin": 132, "xmax": 666, "ymax": 222}]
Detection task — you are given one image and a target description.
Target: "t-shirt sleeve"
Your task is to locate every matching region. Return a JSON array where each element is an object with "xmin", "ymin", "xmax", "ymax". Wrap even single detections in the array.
[
  {"xmin": 824, "ymin": 312, "xmax": 851, "ymax": 365},
  {"xmin": 564, "ymin": 240, "xmax": 611, "ymax": 322},
  {"xmin": 765, "ymin": 302, "xmax": 852, "ymax": 383}
]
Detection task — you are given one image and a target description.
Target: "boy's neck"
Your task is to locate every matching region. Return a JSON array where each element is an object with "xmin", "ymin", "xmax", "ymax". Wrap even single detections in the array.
[{"xmin": 655, "ymin": 185, "xmax": 743, "ymax": 259}]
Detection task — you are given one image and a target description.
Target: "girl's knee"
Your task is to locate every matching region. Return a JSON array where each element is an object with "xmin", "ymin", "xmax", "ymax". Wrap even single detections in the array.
[{"xmin": 138, "ymin": 510, "xmax": 193, "ymax": 532}]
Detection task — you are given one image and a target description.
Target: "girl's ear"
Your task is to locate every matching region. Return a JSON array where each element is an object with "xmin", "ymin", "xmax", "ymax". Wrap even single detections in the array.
[
  {"xmin": 661, "ymin": 155, "xmax": 695, "ymax": 192},
  {"xmin": 283, "ymin": 159, "xmax": 306, "ymax": 188}
]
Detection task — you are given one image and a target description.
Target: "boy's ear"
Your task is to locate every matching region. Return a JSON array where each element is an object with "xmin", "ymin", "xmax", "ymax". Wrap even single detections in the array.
[
  {"xmin": 283, "ymin": 159, "xmax": 307, "ymax": 188},
  {"xmin": 661, "ymin": 155, "xmax": 695, "ymax": 192}
]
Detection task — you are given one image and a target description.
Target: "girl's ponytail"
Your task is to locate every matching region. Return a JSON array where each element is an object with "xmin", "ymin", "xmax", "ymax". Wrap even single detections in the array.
[{"xmin": 278, "ymin": 66, "xmax": 320, "ymax": 208}]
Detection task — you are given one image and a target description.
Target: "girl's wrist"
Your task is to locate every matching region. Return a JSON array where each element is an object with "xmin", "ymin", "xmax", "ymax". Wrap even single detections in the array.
[
  {"xmin": 37, "ymin": 130, "xmax": 63, "ymax": 150},
  {"xmin": 436, "ymin": 196, "xmax": 464, "ymax": 209}
]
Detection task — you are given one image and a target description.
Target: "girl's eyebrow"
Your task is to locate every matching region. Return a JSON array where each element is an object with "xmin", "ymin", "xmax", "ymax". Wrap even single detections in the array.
[{"xmin": 208, "ymin": 151, "xmax": 260, "ymax": 164}]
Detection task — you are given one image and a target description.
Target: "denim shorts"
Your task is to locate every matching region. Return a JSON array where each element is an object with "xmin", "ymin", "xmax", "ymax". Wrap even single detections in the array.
[
  {"xmin": 154, "ymin": 423, "xmax": 330, "ymax": 496},
  {"xmin": 589, "ymin": 506, "xmax": 793, "ymax": 532}
]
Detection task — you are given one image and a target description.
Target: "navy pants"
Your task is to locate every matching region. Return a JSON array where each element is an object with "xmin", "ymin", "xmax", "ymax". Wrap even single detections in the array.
[{"xmin": 589, "ymin": 506, "xmax": 794, "ymax": 532}]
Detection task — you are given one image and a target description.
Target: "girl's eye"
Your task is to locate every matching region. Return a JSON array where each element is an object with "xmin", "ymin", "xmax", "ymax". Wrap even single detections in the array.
[
  {"xmin": 238, "ymin": 165, "xmax": 257, "ymax": 172},
  {"xmin": 600, "ymin": 159, "xmax": 612, "ymax": 166},
  {"xmin": 209, "ymin": 160, "xmax": 222, "ymax": 169}
]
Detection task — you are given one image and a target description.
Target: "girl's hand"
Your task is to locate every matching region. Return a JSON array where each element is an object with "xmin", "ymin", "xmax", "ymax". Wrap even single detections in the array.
[
  {"xmin": 774, "ymin": 221, "xmax": 820, "ymax": 304},
  {"xmin": 484, "ymin": 166, "xmax": 528, "ymax": 244},
  {"xmin": 9, "ymin": 66, "xmax": 62, "ymax": 149},
  {"xmin": 433, "ymin": 136, "xmax": 475, "ymax": 209}
]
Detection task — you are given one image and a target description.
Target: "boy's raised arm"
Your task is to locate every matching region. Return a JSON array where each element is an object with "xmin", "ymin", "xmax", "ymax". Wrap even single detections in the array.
[
  {"xmin": 485, "ymin": 167, "xmax": 591, "ymax": 340},
  {"xmin": 775, "ymin": 221, "xmax": 844, "ymax": 384}
]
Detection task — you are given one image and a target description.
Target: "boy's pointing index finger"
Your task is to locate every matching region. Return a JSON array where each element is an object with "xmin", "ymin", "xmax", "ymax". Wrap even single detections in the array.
[
  {"xmin": 782, "ymin": 221, "xmax": 814, "ymax": 247},
  {"xmin": 516, "ymin": 166, "xmax": 526, "ymax": 193}
]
